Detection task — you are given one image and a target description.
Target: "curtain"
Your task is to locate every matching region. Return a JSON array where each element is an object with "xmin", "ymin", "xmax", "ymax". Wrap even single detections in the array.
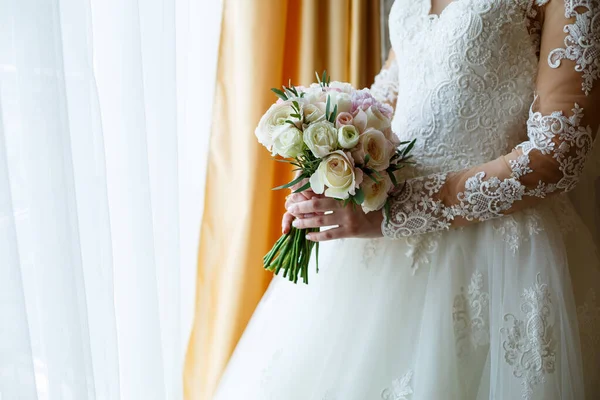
[
  {"xmin": 184, "ymin": 1, "xmax": 381, "ymax": 399},
  {"xmin": 0, "ymin": 0, "xmax": 221, "ymax": 399}
]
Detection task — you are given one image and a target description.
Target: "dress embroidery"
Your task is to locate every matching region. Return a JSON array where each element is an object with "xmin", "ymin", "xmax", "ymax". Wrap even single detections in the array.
[
  {"xmin": 501, "ymin": 274, "xmax": 556, "ymax": 400},
  {"xmin": 547, "ymin": 0, "xmax": 600, "ymax": 95},
  {"xmin": 381, "ymin": 370, "xmax": 414, "ymax": 400},
  {"xmin": 453, "ymin": 270, "xmax": 490, "ymax": 359},
  {"xmin": 493, "ymin": 210, "xmax": 543, "ymax": 253},
  {"xmin": 362, "ymin": 239, "xmax": 380, "ymax": 268}
]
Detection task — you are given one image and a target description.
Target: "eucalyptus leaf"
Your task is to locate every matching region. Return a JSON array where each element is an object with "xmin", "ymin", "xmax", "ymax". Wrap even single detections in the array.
[
  {"xmin": 272, "ymin": 174, "xmax": 306, "ymax": 191},
  {"xmin": 293, "ymin": 181, "xmax": 312, "ymax": 193},
  {"xmin": 354, "ymin": 188, "xmax": 365, "ymax": 205},
  {"xmin": 271, "ymin": 88, "xmax": 288, "ymax": 101}
]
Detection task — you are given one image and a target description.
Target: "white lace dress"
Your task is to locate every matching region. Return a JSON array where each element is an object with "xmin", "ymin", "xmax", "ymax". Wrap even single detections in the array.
[{"xmin": 213, "ymin": 1, "xmax": 600, "ymax": 399}]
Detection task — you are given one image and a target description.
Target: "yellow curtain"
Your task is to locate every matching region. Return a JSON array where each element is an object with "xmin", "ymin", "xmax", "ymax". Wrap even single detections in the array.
[{"xmin": 184, "ymin": 1, "xmax": 381, "ymax": 399}]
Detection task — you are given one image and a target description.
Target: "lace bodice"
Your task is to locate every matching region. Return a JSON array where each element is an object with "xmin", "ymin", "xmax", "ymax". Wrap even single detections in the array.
[{"xmin": 369, "ymin": 0, "xmax": 599, "ymax": 241}]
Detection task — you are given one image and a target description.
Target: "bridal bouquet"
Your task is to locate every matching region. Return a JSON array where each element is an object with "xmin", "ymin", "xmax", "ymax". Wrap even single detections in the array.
[{"xmin": 256, "ymin": 72, "xmax": 414, "ymax": 284}]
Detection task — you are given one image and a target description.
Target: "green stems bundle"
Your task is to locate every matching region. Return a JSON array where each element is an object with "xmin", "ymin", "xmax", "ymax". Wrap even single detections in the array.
[{"xmin": 263, "ymin": 227, "xmax": 320, "ymax": 284}]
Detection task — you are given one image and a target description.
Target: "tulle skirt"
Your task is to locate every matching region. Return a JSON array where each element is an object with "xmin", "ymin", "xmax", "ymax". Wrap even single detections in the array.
[{"xmin": 213, "ymin": 198, "xmax": 600, "ymax": 400}]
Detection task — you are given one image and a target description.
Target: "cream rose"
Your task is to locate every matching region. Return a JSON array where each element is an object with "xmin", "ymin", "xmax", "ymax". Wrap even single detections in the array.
[
  {"xmin": 310, "ymin": 150, "xmax": 357, "ymax": 199},
  {"xmin": 272, "ymin": 126, "xmax": 304, "ymax": 158},
  {"xmin": 337, "ymin": 125, "xmax": 360, "ymax": 149},
  {"xmin": 353, "ymin": 128, "xmax": 394, "ymax": 171},
  {"xmin": 360, "ymin": 172, "xmax": 393, "ymax": 213},
  {"xmin": 255, "ymin": 102, "xmax": 297, "ymax": 150},
  {"xmin": 304, "ymin": 103, "xmax": 326, "ymax": 124},
  {"xmin": 365, "ymin": 105, "xmax": 391, "ymax": 132},
  {"xmin": 352, "ymin": 108, "xmax": 368, "ymax": 133},
  {"xmin": 303, "ymin": 120, "xmax": 338, "ymax": 158}
]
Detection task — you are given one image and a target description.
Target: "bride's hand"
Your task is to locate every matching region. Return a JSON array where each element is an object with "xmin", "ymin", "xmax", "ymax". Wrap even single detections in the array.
[
  {"xmin": 286, "ymin": 197, "xmax": 384, "ymax": 242},
  {"xmin": 281, "ymin": 190, "xmax": 320, "ymax": 234}
]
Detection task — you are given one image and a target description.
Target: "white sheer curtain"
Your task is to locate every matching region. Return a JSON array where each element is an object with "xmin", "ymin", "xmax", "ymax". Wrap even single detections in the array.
[{"xmin": 0, "ymin": 0, "xmax": 221, "ymax": 399}]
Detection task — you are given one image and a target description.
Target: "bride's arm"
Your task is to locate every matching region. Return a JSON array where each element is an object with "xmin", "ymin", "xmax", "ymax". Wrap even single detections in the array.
[
  {"xmin": 369, "ymin": 50, "xmax": 399, "ymax": 110},
  {"xmin": 382, "ymin": 0, "xmax": 600, "ymax": 238}
]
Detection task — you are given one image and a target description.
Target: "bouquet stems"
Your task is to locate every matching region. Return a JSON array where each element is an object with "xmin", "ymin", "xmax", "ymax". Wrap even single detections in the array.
[{"xmin": 263, "ymin": 227, "xmax": 320, "ymax": 284}]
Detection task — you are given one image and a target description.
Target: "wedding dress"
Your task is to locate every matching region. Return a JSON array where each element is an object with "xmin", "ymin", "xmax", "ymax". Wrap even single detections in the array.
[{"xmin": 213, "ymin": 1, "xmax": 600, "ymax": 399}]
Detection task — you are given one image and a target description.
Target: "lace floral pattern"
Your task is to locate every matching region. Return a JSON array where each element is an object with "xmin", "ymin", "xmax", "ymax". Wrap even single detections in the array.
[
  {"xmin": 381, "ymin": 174, "xmax": 450, "ymax": 238},
  {"xmin": 519, "ymin": 104, "xmax": 595, "ymax": 193},
  {"xmin": 453, "ymin": 270, "xmax": 490, "ymax": 359},
  {"xmin": 381, "ymin": 0, "xmax": 598, "ymax": 258},
  {"xmin": 381, "ymin": 370, "xmax": 414, "ymax": 400},
  {"xmin": 501, "ymin": 274, "xmax": 556, "ymax": 400},
  {"xmin": 548, "ymin": 0, "xmax": 600, "ymax": 95},
  {"xmin": 493, "ymin": 209, "xmax": 543, "ymax": 253},
  {"xmin": 362, "ymin": 239, "xmax": 380, "ymax": 269}
]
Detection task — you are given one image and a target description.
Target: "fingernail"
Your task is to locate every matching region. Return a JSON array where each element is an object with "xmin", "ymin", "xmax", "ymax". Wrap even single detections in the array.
[
  {"xmin": 306, "ymin": 234, "xmax": 312, "ymax": 240},
  {"xmin": 292, "ymin": 220, "xmax": 299, "ymax": 228}
]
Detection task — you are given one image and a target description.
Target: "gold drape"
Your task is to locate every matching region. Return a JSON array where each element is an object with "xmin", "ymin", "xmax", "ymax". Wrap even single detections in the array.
[{"xmin": 184, "ymin": 1, "xmax": 381, "ymax": 399}]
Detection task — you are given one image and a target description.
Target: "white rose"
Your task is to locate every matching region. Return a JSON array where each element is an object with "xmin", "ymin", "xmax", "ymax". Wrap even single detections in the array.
[
  {"xmin": 365, "ymin": 105, "xmax": 391, "ymax": 132},
  {"xmin": 305, "ymin": 86, "xmax": 327, "ymax": 105},
  {"xmin": 329, "ymin": 81, "xmax": 354, "ymax": 94},
  {"xmin": 338, "ymin": 125, "xmax": 360, "ymax": 149},
  {"xmin": 303, "ymin": 120, "xmax": 338, "ymax": 158},
  {"xmin": 328, "ymin": 91, "xmax": 352, "ymax": 114},
  {"xmin": 303, "ymin": 103, "xmax": 326, "ymax": 124},
  {"xmin": 361, "ymin": 172, "xmax": 393, "ymax": 213},
  {"xmin": 255, "ymin": 102, "xmax": 296, "ymax": 150},
  {"xmin": 272, "ymin": 126, "xmax": 304, "ymax": 158},
  {"xmin": 310, "ymin": 150, "xmax": 357, "ymax": 199},
  {"xmin": 355, "ymin": 128, "xmax": 394, "ymax": 171}
]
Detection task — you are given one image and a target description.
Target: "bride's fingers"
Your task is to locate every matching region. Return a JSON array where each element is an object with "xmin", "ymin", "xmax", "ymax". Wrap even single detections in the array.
[
  {"xmin": 292, "ymin": 213, "xmax": 339, "ymax": 229},
  {"xmin": 285, "ymin": 190, "xmax": 320, "ymax": 210},
  {"xmin": 288, "ymin": 197, "xmax": 340, "ymax": 215},
  {"xmin": 281, "ymin": 212, "xmax": 294, "ymax": 234},
  {"xmin": 305, "ymin": 227, "xmax": 345, "ymax": 242},
  {"xmin": 285, "ymin": 193, "xmax": 307, "ymax": 210}
]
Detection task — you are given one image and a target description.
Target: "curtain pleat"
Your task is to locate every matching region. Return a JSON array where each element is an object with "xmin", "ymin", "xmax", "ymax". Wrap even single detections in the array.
[
  {"xmin": 0, "ymin": 0, "xmax": 218, "ymax": 398},
  {"xmin": 184, "ymin": 1, "xmax": 381, "ymax": 399}
]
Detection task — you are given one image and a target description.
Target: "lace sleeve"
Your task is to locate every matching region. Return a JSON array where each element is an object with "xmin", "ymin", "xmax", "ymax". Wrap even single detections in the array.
[
  {"xmin": 382, "ymin": 0, "xmax": 600, "ymax": 238},
  {"xmin": 370, "ymin": 50, "xmax": 399, "ymax": 110}
]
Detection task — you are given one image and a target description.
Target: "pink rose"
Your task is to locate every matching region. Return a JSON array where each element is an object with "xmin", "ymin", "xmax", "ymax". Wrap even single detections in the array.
[
  {"xmin": 335, "ymin": 112, "xmax": 354, "ymax": 128},
  {"xmin": 352, "ymin": 109, "xmax": 368, "ymax": 133}
]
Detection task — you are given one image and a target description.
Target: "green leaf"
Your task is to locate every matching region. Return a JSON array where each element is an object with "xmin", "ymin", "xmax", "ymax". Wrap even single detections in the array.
[
  {"xmin": 272, "ymin": 174, "xmax": 306, "ymax": 191},
  {"xmin": 293, "ymin": 181, "xmax": 311, "ymax": 193},
  {"xmin": 315, "ymin": 71, "xmax": 321, "ymax": 84},
  {"xmin": 403, "ymin": 139, "xmax": 416, "ymax": 156},
  {"xmin": 366, "ymin": 172, "xmax": 379, "ymax": 183},
  {"xmin": 291, "ymin": 113, "xmax": 301, "ymax": 119},
  {"xmin": 292, "ymin": 100, "xmax": 300, "ymax": 111},
  {"xmin": 325, "ymin": 95, "xmax": 331, "ymax": 119},
  {"xmin": 384, "ymin": 201, "xmax": 391, "ymax": 221},
  {"xmin": 354, "ymin": 188, "xmax": 365, "ymax": 205},
  {"xmin": 329, "ymin": 104, "xmax": 338, "ymax": 123},
  {"xmin": 389, "ymin": 170, "xmax": 398, "ymax": 187},
  {"xmin": 322, "ymin": 70, "xmax": 327, "ymax": 87},
  {"xmin": 364, "ymin": 154, "xmax": 371, "ymax": 165},
  {"xmin": 285, "ymin": 120, "xmax": 297, "ymax": 126},
  {"xmin": 271, "ymin": 88, "xmax": 288, "ymax": 101}
]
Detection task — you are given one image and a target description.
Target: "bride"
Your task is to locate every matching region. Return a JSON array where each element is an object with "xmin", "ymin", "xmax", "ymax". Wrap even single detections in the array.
[{"xmin": 214, "ymin": 0, "xmax": 600, "ymax": 399}]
